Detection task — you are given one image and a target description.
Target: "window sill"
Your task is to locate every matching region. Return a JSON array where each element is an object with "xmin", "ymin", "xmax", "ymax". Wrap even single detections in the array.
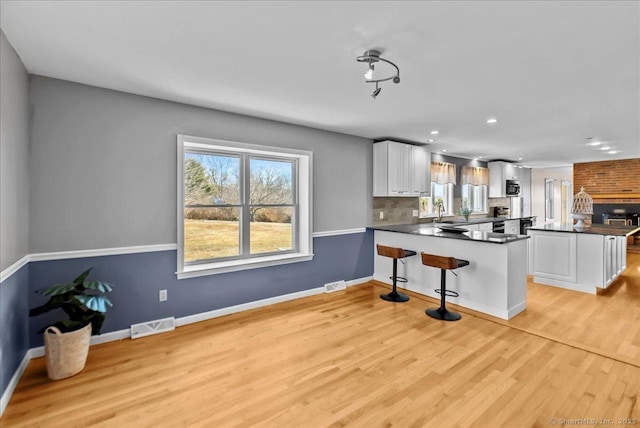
[{"xmin": 177, "ymin": 252, "xmax": 314, "ymax": 279}]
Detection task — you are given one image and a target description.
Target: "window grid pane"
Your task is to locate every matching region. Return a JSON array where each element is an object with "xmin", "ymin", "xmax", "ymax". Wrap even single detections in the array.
[{"xmin": 184, "ymin": 149, "xmax": 298, "ymax": 264}]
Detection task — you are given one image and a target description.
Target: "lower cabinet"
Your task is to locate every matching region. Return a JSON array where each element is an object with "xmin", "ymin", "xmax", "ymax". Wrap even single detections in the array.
[
  {"xmin": 477, "ymin": 222, "xmax": 493, "ymax": 232},
  {"xmin": 528, "ymin": 230, "xmax": 628, "ymax": 294},
  {"xmin": 504, "ymin": 220, "xmax": 520, "ymax": 235}
]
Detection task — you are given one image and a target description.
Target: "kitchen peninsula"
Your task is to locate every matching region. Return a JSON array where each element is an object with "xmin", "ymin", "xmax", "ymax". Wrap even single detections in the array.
[
  {"xmin": 371, "ymin": 224, "xmax": 530, "ymax": 319},
  {"xmin": 527, "ymin": 223, "xmax": 640, "ymax": 294}
]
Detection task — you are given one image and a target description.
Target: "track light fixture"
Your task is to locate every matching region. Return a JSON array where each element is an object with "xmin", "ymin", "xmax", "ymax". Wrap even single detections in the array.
[{"xmin": 356, "ymin": 49, "xmax": 400, "ymax": 99}]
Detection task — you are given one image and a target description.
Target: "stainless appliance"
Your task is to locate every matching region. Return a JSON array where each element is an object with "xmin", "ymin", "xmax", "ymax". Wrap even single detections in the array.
[
  {"xmin": 493, "ymin": 220, "xmax": 505, "ymax": 233},
  {"xmin": 506, "ymin": 179, "xmax": 520, "ymax": 196},
  {"xmin": 602, "ymin": 212, "xmax": 639, "ymax": 226},
  {"xmin": 520, "ymin": 217, "xmax": 534, "ymax": 234},
  {"xmin": 493, "ymin": 206, "xmax": 509, "ymax": 218}
]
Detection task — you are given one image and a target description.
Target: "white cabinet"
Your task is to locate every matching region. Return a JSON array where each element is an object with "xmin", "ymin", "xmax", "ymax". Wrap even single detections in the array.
[
  {"xmin": 520, "ymin": 168, "xmax": 532, "ymax": 217},
  {"xmin": 373, "ymin": 141, "xmax": 430, "ymax": 197},
  {"xmin": 528, "ymin": 230, "xmax": 628, "ymax": 294},
  {"xmin": 411, "ymin": 145, "xmax": 431, "ymax": 195},
  {"xmin": 489, "ymin": 161, "xmax": 518, "ymax": 197},
  {"xmin": 504, "ymin": 220, "xmax": 520, "ymax": 234},
  {"xmin": 477, "ymin": 222, "xmax": 493, "ymax": 231},
  {"xmin": 604, "ymin": 235, "xmax": 626, "ymax": 287}
]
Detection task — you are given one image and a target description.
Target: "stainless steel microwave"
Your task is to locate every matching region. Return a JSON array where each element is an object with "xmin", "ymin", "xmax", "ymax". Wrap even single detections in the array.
[{"xmin": 506, "ymin": 179, "xmax": 520, "ymax": 196}]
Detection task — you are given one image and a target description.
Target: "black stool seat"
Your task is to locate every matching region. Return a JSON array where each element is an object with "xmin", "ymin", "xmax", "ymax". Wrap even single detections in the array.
[
  {"xmin": 377, "ymin": 245, "xmax": 416, "ymax": 303},
  {"xmin": 420, "ymin": 253, "xmax": 470, "ymax": 321}
]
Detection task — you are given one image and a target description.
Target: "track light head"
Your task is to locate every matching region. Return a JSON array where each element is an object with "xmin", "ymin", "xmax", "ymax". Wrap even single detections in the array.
[{"xmin": 371, "ymin": 86, "xmax": 381, "ymax": 99}]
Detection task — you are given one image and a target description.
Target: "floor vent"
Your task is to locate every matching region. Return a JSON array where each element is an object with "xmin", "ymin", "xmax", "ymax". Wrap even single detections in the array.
[
  {"xmin": 131, "ymin": 317, "xmax": 176, "ymax": 339},
  {"xmin": 324, "ymin": 280, "xmax": 347, "ymax": 293}
]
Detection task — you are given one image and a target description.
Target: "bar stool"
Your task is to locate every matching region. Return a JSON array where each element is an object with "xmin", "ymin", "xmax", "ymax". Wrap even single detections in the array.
[
  {"xmin": 420, "ymin": 252, "xmax": 470, "ymax": 321},
  {"xmin": 376, "ymin": 244, "xmax": 417, "ymax": 302}
]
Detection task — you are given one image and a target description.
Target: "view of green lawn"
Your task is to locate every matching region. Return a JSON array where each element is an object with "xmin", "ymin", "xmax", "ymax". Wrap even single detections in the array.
[{"xmin": 184, "ymin": 219, "xmax": 292, "ymax": 262}]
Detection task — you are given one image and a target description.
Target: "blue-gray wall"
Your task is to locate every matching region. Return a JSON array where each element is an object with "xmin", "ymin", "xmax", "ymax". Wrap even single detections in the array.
[
  {"xmin": 28, "ymin": 232, "xmax": 373, "ymax": 347},
  {"xmin": 0, "ymin": 31, "xmax": 30, "ymax": 399}
]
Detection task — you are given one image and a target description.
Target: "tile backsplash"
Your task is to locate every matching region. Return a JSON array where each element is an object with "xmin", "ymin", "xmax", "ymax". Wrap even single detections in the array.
[{"xmin": 372, "ymin": 196, "xmax": 513, "ymax": 225}]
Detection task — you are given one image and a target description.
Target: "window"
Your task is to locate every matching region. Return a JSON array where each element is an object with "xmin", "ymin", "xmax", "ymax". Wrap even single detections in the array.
[
  {"xmin": 460, "ymin": 166, "xmax": 489, "ymax": 214},
  {"xmin": 431, "ymin": 182, "xmax": 455, "ymax": 216},
  {"xmin": 430, "ymin": 161, "xmax": 456, "ymax": 217},
  {"xmin": 461, "ymin": 184, "xmax": 488, "ymax": 213},
  {"xmin": 177, "ymin": 135, "xmax": 313, "ymax": 278}
]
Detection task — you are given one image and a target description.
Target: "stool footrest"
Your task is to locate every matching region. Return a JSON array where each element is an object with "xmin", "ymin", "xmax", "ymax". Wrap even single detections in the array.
[
  {"xmin": 389, "ymin": 275, "xmax": 408, "ymax": 283},
  {"xmin": 435, "ymin": 289, "xmax": 459, "ymax": 298}
]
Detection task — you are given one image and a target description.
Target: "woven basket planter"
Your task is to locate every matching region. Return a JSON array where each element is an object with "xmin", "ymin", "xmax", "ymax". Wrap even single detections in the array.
[{"xmin": 44, "ymin": 323, "xmax": 91, "ymax": 380}]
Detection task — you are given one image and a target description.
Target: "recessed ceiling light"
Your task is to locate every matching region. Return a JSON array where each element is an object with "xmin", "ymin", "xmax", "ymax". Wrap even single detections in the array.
[
  {"xmin": 430, "ymin": 130, "xmax": 439, "ymax": 135},
  {"xmin": 518, "ymin": 157, "xmax": 523, "ymax": 160},
  {"xmin": 600, "ymin": 146, "xmax": 611, "ymax": 150},
  {"xmin": 478, "ymin": 156, "xmax": 483, "ymax": 159},
  {"xmin": 486, "ymin": 118, "xmax": 498, "ymax": 124},
  {"xmin": 442, "ymin": 149, "xmax": 448, "ymax": 152},
  {"xmin": 608, "ymin": 150, "xmax": 618, "ymax": 154},
  {"xmin": 588, "ymin": 141, "xmax": 602, "ymax": 146},
  {"xmin": 428, "ymin": 139, "xmax": 436, "ymax": 143}
]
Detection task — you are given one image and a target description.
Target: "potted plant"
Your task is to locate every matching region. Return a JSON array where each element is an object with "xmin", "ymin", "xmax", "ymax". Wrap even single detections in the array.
[
  {"xmin": 29, "ymin": 268, "xmax": 114, "ymax": 380},
  {"xmin": 460, "ymin": 206, "xmax": 472, "ymax": 222}
]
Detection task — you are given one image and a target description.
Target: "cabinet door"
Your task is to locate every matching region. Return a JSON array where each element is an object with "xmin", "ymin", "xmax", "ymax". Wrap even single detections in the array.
[
  {"xmin": 488, "ymin": 161, "xmax": 505, "ymax": 197},
  {"xmin": 411, "ymin": 146, "xmax": 431, "ymax": 195},
  {"xmin": 477, "ymin": 222, "xmax": 493, "ymax": 231},
  {"xmin": 504, "ymin": 163, "xmax": 517, "ymax": 180},
  {"xmin": 387, "ymin": 142, "xmax": 411, "ymax": 196},
  {"xmin": 373, "ymin": 142, "xmax": 388, "ymax": 196},
  {"xmin": 604, "ymin": 235, "xmax": 616, "ymax": 286},
  {"xmin": 521, "ymin": 168, "xmax": 532, "ymax": 216}
]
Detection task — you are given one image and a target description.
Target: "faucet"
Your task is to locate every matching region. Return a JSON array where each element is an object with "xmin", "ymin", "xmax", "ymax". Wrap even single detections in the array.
[{"xmin": 434, "ymin": 199, "xmax": 445, "ymax": 222}]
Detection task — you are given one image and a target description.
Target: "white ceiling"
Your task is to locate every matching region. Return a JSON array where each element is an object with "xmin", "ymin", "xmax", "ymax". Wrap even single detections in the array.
[{"xmin": 1, "ymin": 1, "xmax": 638, "ymax": 167}]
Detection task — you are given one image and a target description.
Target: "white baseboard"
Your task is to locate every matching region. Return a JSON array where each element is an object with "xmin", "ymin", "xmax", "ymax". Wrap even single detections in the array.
[
  {"xmin": 0, "ymin": 349, "xmax": 33, "ymax": 417},
  {"xmin": 175, "ymin": 286, "xmax": 325, "ymax": 327},
  {"xmin": 346, "ymin": 276, "xmax": 372, "ymax": 287}
]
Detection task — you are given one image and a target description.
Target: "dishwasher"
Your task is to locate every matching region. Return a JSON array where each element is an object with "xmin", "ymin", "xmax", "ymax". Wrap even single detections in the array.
[{"xmin": 493, "ymin": 221, "xmax": 505, "ymax": 233}]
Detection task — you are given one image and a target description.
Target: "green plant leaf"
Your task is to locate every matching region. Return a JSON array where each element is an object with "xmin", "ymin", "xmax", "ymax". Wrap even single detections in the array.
[
  {"xmin": 74, "ymin": 295, "xmax": 113, "ymax": 313},
  {"xmin": 39, "ymin": 282, "xmax": 77, "ymax": 296},
  {"xmin": 82, "ymin": 280, "xmax": 113, "ymax": 293},
  {"xmin": 73, "ymin": 268, "xmax": 93, "ymax": 285}
]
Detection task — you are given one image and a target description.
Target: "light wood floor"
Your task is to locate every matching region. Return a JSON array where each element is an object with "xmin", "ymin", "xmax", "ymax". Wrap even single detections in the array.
[{"xmin": 3, "ymin": 255, "xmax": 639, "ymax": 427}]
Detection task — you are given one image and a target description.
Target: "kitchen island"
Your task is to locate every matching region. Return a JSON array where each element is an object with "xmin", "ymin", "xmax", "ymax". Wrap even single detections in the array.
[
  {"xmin": 527, "ymin": 223, "xmax": 640, "ymax": 294},
  {"xmin": 371, "ymin": 224, "xmax": 530, "ymax": 319}
]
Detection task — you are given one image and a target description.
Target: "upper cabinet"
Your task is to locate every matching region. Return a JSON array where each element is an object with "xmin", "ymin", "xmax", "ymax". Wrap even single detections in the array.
[
  {"xmin": 373, "ymin": 140, "xmax": 431, "ymax": 197},
  {"xmin": 489, "ymin": 161, "xmax": 519, "ymax": 197}
]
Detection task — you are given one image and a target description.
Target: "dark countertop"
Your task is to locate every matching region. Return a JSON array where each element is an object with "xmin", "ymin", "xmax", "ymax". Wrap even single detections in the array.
[
  {"xmin": 527, "ymin": 223, "xmax": 640, "ymax": 237},
  {"xmin": 369, "ymin": 223, "xmax": 530, "ymax": 244},
  {"xmin": 432, "ymin": 216, "xmax": 536, "ymax": 226}
]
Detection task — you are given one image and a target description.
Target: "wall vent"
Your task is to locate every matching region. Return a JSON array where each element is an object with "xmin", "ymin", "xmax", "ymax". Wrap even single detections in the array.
[
  {"xmin": 131, "ymin": 317, "xmax": 176, "ymax": 339},
  {"xmin": 324, "ymin": 280, "xmax": 347, "ymax": 293}
]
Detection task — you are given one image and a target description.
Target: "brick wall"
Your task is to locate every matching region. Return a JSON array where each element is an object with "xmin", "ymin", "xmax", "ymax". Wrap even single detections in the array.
[{"xmin": 574, "ymin": 158, "xmax": 640, "ymax": 203}]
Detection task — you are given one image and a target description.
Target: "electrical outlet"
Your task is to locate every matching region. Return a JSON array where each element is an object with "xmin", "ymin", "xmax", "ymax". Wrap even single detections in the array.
[
  {"xmin": 379, "ymin": 211, "xmax": 384, "ymax": 219},
  {"xmin": 159, "ymin": 289, "xmax": 167, "ymax": 302}
]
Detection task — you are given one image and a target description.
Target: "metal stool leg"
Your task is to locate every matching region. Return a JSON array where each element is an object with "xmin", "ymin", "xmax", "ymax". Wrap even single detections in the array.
[
  {"xmin": 425, "ymin": 269, "xmax": 461, "ymax": 321},
  {"xmin": 380, "ymin": 258, "xmax": 409, "ymax": 302}
]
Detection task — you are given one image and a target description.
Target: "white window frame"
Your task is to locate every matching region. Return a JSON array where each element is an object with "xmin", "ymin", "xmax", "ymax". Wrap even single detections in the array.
[
  {"xmin": 461, "ymin": 184, "xmax": 489, "ymax": 214},
  {"xmin": 177, "ymin": 135, "xmax": 313, "ymax": 279},
  {"xmin": 430, "ymin": 182, "xmax": 455, "ymax": 216}
]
